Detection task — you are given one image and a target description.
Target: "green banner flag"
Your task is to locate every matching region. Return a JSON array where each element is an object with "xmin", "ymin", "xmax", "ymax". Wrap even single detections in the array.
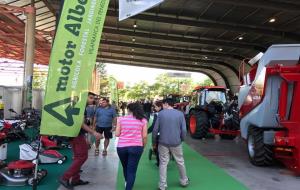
[{"xmin": 40, "ymin": 0, "xmax": 109, "ymax": 137}]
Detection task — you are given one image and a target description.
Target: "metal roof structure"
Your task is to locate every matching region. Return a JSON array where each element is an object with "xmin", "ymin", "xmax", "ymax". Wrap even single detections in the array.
[{"xmin": 0, "ymin": 0, "xmax": 300, "ymax": 92}]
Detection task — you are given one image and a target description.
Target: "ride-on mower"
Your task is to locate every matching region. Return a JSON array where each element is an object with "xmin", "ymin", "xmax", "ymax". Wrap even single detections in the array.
[
  {"xmin": 187, "ymin": 86, "xmax": 240, "ymax": 139},
  {"xmin": 237, "ymin": 44, "xmax": 300, "ymax": 174}
]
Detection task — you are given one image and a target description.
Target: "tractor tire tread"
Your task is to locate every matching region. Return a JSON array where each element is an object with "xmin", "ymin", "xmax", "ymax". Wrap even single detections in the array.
[{"xmin": 248, "ymin": 127, "xmax": 274, "ymax": 166}]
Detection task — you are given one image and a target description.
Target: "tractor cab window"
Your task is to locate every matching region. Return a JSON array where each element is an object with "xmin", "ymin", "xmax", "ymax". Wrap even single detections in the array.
[
  {"xmin": 253, "ymin": 67, "xmax": 266, "ymax": 96},
  {"xmin": 205, "ymin": 90, "xmax": 226, "ymax": 104},
  {"xmin": 199, "ymin": 91, "xmax": 205, "ymax": 106}
]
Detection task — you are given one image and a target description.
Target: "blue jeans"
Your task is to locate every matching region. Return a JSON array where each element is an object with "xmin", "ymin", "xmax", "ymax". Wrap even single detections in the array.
[{"xmin": 117, "ymin": 146, "xmax": 144, "ymax": 190}]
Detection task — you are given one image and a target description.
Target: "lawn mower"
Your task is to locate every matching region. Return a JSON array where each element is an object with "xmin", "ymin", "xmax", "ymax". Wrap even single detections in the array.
[
  {"xmin": 0, "ymin": 120, "xmax": 27, "ymax": 142},
  {"xmin": 187, "ymin": 86, "xmax": 240, "ymax": 139},
  {"xmin": 8, "ymin": 108, "xmax": 41, "ymax": 128},
  {"xmin": 19, "ymin": 143, "xmax": 67, "ymax": 165},
  {"xmin": 237, "ymin": 44, "xmax": 300, "ymax": 174},
  {"xmin": 0, "ymin": 132, "xmax": 7, "ymax": 161},
  {"xmin": 0, "ymin": 160, "xmax": 47, "ymax": 186},
  {"xmin": 41, "ymin": 136, "xmax": 72, "ymax": 149}
]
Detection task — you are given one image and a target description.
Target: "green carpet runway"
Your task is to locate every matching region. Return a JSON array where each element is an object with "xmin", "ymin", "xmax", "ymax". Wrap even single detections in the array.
[
  {"xmin": 116, "ymin": 141, "xmax": 248, "ymax": 190},
  {"xmin": 1, "ymin": 130, "xmax": 248, "ymax": 190}
]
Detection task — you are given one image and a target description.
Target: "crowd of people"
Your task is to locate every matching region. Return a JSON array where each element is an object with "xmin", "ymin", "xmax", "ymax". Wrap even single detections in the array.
[{"xmin": 59, "ymin": 93, "xmax": 189, "ymax": 190}]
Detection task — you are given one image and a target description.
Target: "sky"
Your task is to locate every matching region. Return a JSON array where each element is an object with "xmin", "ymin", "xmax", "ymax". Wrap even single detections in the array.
[
  {"xmin": 105, "ymin": 63, "xmax": 209, "ymax": 85},
  {"xmin": 0, "ymin": 58, "xmax": 209, "ymax": 86}
]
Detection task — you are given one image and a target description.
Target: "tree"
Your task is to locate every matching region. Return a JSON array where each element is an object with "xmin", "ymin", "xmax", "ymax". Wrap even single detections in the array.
[
  {"xmin": 126, "ymin": 81, "xmax": 151, "ymax": 100},
  {"xmin": 114, "ymin": 73, "xmax": 214, "ymax": 101},
  {"xmin": 97, "ymin": 63, "xmax": 109, "ymax": 97},
  {"xmin": 32, "ymin": 69, "xmax": 47, "ymax": 89},
  {"xmin": 196, "ymin": 78, "xmax": 214, "ymax": 86},
  {"xmin": 153, "ymin": 74, "xmax": 193, "ymax": 96}
]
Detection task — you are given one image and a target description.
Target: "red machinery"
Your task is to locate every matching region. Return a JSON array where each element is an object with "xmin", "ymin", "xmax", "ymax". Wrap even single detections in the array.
[
  {"xmin": 0, "ymin": 160, "xmax": 47, "ymax": 186},
  {"xmin": 166, "ymin": 94, "xmax": 190, "ymax": 110},
  {"xmin": 238, "ymin": 44, "xmax": 300, "ymax": 174},
  {"xmin": 187, "ymin": 86, "xmax": 240, "ymax": 139}
]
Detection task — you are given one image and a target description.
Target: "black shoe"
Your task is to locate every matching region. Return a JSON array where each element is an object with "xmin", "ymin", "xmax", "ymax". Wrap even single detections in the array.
[
  {"xmin": 59, "ymin": 178, "xmax": 74, "ymax": 190},
  {"xmin": 71, "ymin": 179, "xmax": 89, "ymax": 186}
]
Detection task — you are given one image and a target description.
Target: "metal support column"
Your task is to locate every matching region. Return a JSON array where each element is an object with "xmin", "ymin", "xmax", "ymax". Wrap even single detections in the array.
[{"xmin": 22, "ymin": 4, "xmax": 36, "ymax": 108}]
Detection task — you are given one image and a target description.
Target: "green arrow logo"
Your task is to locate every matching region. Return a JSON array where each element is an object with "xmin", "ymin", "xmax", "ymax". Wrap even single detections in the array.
[{"xmin": 44, "ymin": 97, "xmax": 80, "ymax": 126}]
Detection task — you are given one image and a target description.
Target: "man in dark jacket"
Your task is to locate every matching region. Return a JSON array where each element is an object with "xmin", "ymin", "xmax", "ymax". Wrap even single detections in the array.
[{"xmin": 153, "ymin": 98, "xmax": 189, "ymax": 190}]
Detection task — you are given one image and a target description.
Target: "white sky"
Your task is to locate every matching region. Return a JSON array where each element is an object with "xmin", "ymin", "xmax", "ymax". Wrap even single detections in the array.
[
  {"xmin": 105, "ymin": 63, "xmax": 208, "ymax": 85},
  {"xmin": 0, "ymin": 58, "xmax": 209, "ymax": 87}
]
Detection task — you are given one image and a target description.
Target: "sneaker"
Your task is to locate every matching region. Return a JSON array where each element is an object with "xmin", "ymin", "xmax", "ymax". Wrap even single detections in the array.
[
  {"xmin": 158, "ymin": 184, "xmax": 167, "ymax": 190},
  {"xmin": 102, "ymin": 150, "xmax": 108, "ymax": 156},
  {"xmin": 180, "ymin": 178, "xmax": 190, "ymax": 187},
  {"xmin": 71, "ymin": 179, "xmax": 89, "ymax": 186},
  {"xmin": 59, "ymin": 177, "xmax": 74, "ymax": 190}
]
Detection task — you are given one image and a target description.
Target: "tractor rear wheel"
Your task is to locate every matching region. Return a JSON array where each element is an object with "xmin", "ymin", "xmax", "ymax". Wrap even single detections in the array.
[
  {"xmin": 247, "ymin": 126, "xmax": 274, "ymax": 166},
  {"xmin": 189, "ymin": 111, "xmax": 209, "ymax": 139}
]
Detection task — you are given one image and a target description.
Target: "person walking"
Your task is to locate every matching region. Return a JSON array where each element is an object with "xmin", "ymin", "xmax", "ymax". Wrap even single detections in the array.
[
  {"xmin": 59, "ymin": 117, "xmax": 102, "ymax": 190},
  {"xmin": 147, "ymin": 100, "xmax": 163, "ymax": 134},
  {"xmin": 120, "ymin": 101, "xmax": 127, "ymax": 116},
  {"xmin": 152, "ymin": 98, "xmax": 189, "ymax": 190},
  {"xmin": 143, "ymin": 100, "xmax": 152, "ymax": 120},
  {"xmin": 148, "ymin": 100, "xmax": 163, "ymax": 166},
  {"xmin": 93, "ymin": 98, "xmax": 117, "ymax": 156},
  {"xmin": 115, "ymin": 102, "xmax": 148, "ymax": 190},
  {"xmin": 85, "ymin": 92, "xmax": 97, "ymax": 148}
]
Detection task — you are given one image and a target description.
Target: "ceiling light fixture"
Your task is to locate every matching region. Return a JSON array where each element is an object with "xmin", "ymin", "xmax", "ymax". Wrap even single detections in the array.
[
  {"xmin": 238, "ymin": 36, "xmax": 243, "ymax": 40},
  {"xmin": 204, "ymin": 56, "xmax": 208, "ymax": 59},
  {"xmin": 218, "ymin": 48, "xmax": 223, "ymax": 51},
  {"xmin": 132, "ymin": 38, "xmax": 136, "ymax": 42},
  {"xmin": 269, "ymin": 18, "xmax": 276, "ymax": 23}
]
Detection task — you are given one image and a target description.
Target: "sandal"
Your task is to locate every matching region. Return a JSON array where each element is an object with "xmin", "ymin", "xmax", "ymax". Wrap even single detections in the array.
[
  {"xmin": 95, "ymin": 149, "xmax": 99, "ymax": 156},
  {"xmin": 102, "ymin": 150, "xmax": 107, "ymax": 156}
]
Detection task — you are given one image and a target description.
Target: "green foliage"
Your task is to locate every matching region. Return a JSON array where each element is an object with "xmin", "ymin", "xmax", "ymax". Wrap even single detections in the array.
[
  {"xmin": 118, "ymin": 73, "xmax": 207, "ymax": 101},
  {"xmin": 32, "ymin": 70, "xmax": 47, "ymax": 89},
  {"xmin": 197, "ymin": 78, "xmax": 214, "ymax": 86},
  {"xmin": 98, "ymin": 63, "xmax": 109, "ymax": 97}
]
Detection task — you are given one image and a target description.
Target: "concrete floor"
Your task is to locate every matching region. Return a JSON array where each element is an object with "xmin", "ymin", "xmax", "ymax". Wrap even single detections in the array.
[
  {"xmin": 58, "ymin": 139, "xmax": 119, "ymax": 190},
  {"xmin": 185, "ymin": 136, "xmax": 300, "ymax": 190},
  {"xmin": 58, "ymin": 136, "xmax": 300, "ymax": 190}
]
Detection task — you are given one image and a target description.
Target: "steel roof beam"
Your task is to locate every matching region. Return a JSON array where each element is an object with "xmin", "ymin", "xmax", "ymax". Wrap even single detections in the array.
[
  {"xmin": 103, "ymin": 27, "xmax": 266, "ymax": 51},
  {"xmin": 213, "ymin": 0, "xmax": 300, "ymax": 12},
  {"xmin": 101, "ymin": 40, "xmax": 244, "ymax": 60},
  {"xmin": 99, "ymin": 48, "xmax": 239, "ymax": 77},
  {"xmin": 41, "ymin": 0, "xmax": 57, "ymax": 15},
  {"xmin": 99, "ymin": 54, "xmax": 227, "ymax": 73},
  {"xmin": 106, "ymin": 10, "xmax": 300, "ymax": 40}
]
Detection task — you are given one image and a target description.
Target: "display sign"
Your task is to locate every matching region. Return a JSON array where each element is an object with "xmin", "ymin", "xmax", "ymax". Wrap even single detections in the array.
[
  {"xmin": 167, "ymin": 72, "xmax": 191, "ymax": 78},
  {"xmin": 40, "ymin": 0, "xmax": 109, "ymax": 137},
  {"xmin": 119, "ymin": 0, "xmax": 164, "ymax": 21}
]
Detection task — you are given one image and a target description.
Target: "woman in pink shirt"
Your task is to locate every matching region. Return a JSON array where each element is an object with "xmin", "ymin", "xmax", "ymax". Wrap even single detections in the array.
[{"xmin": 115, "ymin": 102, "xmax": 148, "ymax": 190}]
